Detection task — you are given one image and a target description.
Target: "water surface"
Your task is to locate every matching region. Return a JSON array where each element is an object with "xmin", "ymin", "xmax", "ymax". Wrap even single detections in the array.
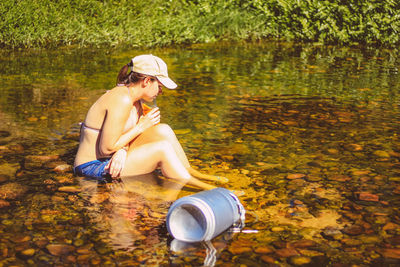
[{"xmin": 0, "ymin": 41, "xmax": 399, "ymax": 266}]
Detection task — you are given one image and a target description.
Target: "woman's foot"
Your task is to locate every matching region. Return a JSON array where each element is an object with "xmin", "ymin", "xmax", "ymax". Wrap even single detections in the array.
[{"xmin": 187, "ymin": 167, "xmax": 229, "ymax": 184}]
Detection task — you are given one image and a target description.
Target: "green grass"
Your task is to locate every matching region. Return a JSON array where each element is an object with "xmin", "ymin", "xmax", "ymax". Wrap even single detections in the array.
[{"xmin": 1, "ymin": 0, "xmax": 399, "ymax": 48}]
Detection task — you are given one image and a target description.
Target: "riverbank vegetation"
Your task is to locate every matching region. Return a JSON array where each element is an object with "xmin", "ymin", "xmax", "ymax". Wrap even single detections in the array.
[{"xmin": 1, "ymin": 0, "xmax": 399, "ymax": 48}]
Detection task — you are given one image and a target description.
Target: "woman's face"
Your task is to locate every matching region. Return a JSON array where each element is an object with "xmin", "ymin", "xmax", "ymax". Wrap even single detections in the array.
[{"xmin": 142, "ymin": 77, "xmax": 163, "ymax": 101}]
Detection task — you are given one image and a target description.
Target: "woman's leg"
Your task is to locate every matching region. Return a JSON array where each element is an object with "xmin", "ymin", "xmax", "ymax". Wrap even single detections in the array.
[
  {"xmin": 121, "ymin": 140, "xmax": 216, "ymax": 190},
  {"xmin": 131, "ymin": 124, "xmax": 228, "ymax": 182}
]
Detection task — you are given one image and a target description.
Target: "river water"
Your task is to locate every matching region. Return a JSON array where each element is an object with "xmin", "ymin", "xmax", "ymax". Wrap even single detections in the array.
[{"xmin": 0, "ymin": 41, "xmax": 399, "ymax": 266}]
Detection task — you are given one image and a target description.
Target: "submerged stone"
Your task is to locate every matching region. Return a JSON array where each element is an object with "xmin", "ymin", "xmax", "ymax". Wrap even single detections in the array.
[
  {"xmin": 46, "ymin": 244, "xmax": 75, "ymax": 256},
  {"xmin": 380, "ymin": 248, "xmax": 400, "ymax": 259},
  {"xmin": 357, "ymin": 192, "xmax": 379, "ymax": 202},
  {"xmin": 340, "ymin": 238, "xmax": 362, "ymax": 246},
  {"xmin": 24, "ymin": 155, "xmax": 59, "ymax": 169},
  {"xmin": 260, "ymin": 255, "xmax": 276, "ymax": 264},
  {"xmin": 373, "ymin": 150, "xmax": 390, "ymax": 158},
  {"xmin": 58, "ymin": 186, "xmax": 81, "ymax": 193},
  {"xmin": 275, "ymin": 248, "xmax": 299, "ymax": 258},
  {"xmin": 290, "ymin": 256, "xmax": 311, "ymax": 265},
  {"xmin": 322, "ymin": 227, "xmax": 342, "ymax": 239},
  {"xmin": 0, "ymin": 130, "xmax": 11, "ymax": 138},
  {"xmin": 345, "ymin": 144, "xmax": 363, "ymax": 151},
  {"xmin": 0, "ymin": 182, "xmax": 28, "ymax": 200},
  {"xmin": 289, "ymin": 240, "xmax": 316, "ymax": 248},
  {"xmin": 342, "ymin": 225, "xmax": 364, "ymax": 236},
  {"xmin": 53, "ymin": 174, "xmax": 75, "ymax": 184},
  {"xmin": 254, "ymin": 246, "xmax": 273, "ymax": 254},
  {"xmin": 327, "ymin": 175, "xmax": 351, "ymax": 182},
  {"xmin": 0, "ymin": 174, "xmax": 9, "ymax": 183},
  {"xmin": 287, "ymin": 174, "xmax": 306, "ymax": 180},
  {"xmin": 18, "ymin": 248, "xmax": 35, "ymax": 259},
  {"xmin": 0, "ymin": 163, "xmax": 20, "ymax": 178},
  {"xmin": 0, "ymin": 199, "xmax": 10, "ymax": 208},
  {"xmin": 306, "ymin": 175, "xmax": 322, "ymax": 182},
  {"xmin": 383, "ymin": 222, "xmax": 400, "ymax": 231},
  {"xmin": 351, "ymin": 169, "xmax": 370, "ymax": 176},
  {"xmin": 53, "ymin": 164, "xmax": 73, "ymax": 173}
]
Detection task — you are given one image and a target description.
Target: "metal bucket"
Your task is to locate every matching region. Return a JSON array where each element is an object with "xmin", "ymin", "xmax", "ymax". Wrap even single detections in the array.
[{"xmin": 166, "ymin": 188, "xmax": 245, "ymax": 242}]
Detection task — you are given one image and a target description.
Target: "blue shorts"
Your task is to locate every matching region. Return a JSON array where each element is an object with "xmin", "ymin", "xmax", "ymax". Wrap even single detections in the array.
[{"xmin": 74, "ymin": 158, "xmax": 111, "ymax": 183}]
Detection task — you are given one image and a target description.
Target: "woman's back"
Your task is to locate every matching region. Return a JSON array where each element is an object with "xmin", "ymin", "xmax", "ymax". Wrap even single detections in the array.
[{"xmin": 74, "ymin": 86, "xmax": 139, "ymax": 166}]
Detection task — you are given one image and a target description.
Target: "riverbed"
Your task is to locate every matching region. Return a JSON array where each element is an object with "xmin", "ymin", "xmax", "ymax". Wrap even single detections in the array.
[{"xmin": 0, "ymin": 41, "xmax": 399, "ymax": 266}]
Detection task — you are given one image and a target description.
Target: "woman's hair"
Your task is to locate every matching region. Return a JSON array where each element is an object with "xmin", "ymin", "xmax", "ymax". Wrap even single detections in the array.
[{"xmin": 116, "ymin": 62, "xmax": 155, "ymax": 86}]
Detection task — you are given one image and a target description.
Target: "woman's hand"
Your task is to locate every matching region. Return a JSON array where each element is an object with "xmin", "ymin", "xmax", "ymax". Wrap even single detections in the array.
[
  {"xmin": 137, "ymin": 107, "xmax": 160, "ymax": 132},
  {"xmin": 105, "ymin": 148, "xmax": 127, "ymax": 178}
]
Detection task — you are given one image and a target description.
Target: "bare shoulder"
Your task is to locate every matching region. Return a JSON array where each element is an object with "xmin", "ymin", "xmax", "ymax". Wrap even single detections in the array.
[{"xmin": 103, "ymin": 86, "xmax": 132, "ymax": 108}]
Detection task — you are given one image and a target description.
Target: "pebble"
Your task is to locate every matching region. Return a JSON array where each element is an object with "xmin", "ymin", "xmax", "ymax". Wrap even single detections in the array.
[
  {"xmin": 0, "ymin": 163, "xmax": 19, "ymax": 177},
  {"xmin": 383, "ymin": 222, "xmax": 400, "ymax": 231},
  {"xmin": 54, "ymin": 164, "xmax": 73, "ymax": 173},
  {"xmin": 0, "ymin": 174, "xmax": 9, "ymax": 183},
  {"xmin": 322, "ymin": 227, "xmax": 342, "ymax": 239},
  {"xmin": 174, "ymin": 129, "xmax": 191, "ymax": 135},
  {"xmin": 19, "ymin": 248, "xmax": 35, "ymax": 258},
  {"xmin": 342, "ymin": 225, "xmax": 364, "ymax": 236},
  {"xmin": 346, "ymin": 144, "xmax": 363, "ymax": 151},
  {"xmin": 58, "ymin": 186, "xmax": 81, "ymax": 193},
  {"xmin": 306, "ymin": 175, "xmax": 322, "ymax": 182},
  {"xmin": 389, "ymin": 151, "xmax": 400, "ymax": 158},
  {"xmin": 254, "ymin": 246, "xmax": 273, "ymax": 254},
  {"xmin": 228, "ymin": 245, "xmax": 253, "ymax": 255},
  {"xmin": 357, "ymin": 192, "xmax": 379, "ymax": 202},
  {"xmin": 290, "ymin": 256, "xmax": 311, "ymax": 265},
  {"xmin": 0, "ymin": 182, "xmax": 28, "ymax": 200},
  {"xmin": 271, "ymin": 226, "xmax": 285, "ymax": 232},
  {"xmin": 289, "ymin": 240, "xmax": 316, "ymax": 248},
  {"xmin": 0, "ymin": 200, "xmax": 10, "ymax": 208},
  {"xmin": 340, "ymin": 238, "xmax": 362, "ymax": 246},
  {"xmin": 24, "ymin": 155, "xmax": 59, "ymax": 169},
  {"xmin": 260, "ymin": 255, "xmax": 276, "ymax": 264},
  {"xmin": 373, "ymin": 150, "xmax": 390, "ymax": 158},
  {"xmin": 46, "ymin": 244, "xmax": 75, "ymax": 256},
  {"xmin": 327, "ymin": 175, "xmax": 351, "ymax": 181},
  {"xmin": 380, "ymin": 248, "xmax": 400, "ymax": 259},
  {"xmin": 275, "ymin": 248, "xmax": 299, "ymax": 258},
  {"xmin": 287, "ymin": 173, "xmax": 306, "ymax": 180},
  {"xmin": 326, "ymin": 148, "xmax": 339, "ymax": 155},
  {"xmin": 54, "ymin": 174, "xmax": 74, "ymax": 184},
  {"xmin": 351, "ymin": 170, "xmax": 370, "ymax": 176}
]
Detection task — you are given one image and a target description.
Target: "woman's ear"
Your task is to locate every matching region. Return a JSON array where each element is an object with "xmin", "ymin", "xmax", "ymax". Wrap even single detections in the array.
[{"xmin": 142, "ymin": 76, "xmax": 151, "ymax": 88}]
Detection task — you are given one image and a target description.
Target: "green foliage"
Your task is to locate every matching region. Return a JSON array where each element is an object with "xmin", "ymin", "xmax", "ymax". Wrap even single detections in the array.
[{"xmin": 0, "ymin": 0, "xmax": 399, "ymax": 48}]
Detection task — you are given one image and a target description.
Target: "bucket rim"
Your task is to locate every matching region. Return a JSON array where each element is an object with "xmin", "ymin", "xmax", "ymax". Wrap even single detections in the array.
[{"xmin": 166, "ymin": 197, "xmax": 216, "ymax": 242}]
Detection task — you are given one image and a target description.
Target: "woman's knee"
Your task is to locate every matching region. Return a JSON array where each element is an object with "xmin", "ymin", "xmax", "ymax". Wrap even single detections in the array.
[
  {"xmin": 153, "ymin": 123, "xmax": 176, "ymax": 139},
  {"xmin": 155, "ymin": 140, "xmax": 174, "ymax": 155}
]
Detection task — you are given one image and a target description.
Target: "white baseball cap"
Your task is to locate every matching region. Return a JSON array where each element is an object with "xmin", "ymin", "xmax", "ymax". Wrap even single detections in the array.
[{"xmin": 131, "ymin": 54, "xmax": 177, "ymax": 89}]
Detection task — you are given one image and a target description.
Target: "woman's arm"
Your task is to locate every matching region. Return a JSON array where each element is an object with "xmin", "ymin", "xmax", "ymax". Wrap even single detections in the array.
[{"xmin": 98, "ymin": 93, "xmax": 160, "ymax": 156}]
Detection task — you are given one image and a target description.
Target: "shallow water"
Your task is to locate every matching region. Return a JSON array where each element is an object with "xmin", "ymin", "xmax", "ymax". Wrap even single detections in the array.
[{"xmin": 0, "ymin": 41, "xmax": 400, "ymax": 266}]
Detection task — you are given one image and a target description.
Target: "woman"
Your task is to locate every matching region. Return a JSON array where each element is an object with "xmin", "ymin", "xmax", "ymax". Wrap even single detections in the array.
[{"xmin": 74, "ymin": 54, "xmax": 230, "ymax": 191}]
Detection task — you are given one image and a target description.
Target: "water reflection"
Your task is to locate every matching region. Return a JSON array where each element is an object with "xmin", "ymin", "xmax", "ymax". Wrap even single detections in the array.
[
  {"xmin": 170, "ymin": 238, "xmax": 227, "ymax": 267},
  {"xmin": 79, "ymin": 172, "xmax": 185, "ymax": 252}
]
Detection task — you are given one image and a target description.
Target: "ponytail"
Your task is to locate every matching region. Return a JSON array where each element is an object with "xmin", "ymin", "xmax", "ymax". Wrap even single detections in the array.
[{"xmin": 116, "ymin": 61, "xmax": 153, "ymax": 86}]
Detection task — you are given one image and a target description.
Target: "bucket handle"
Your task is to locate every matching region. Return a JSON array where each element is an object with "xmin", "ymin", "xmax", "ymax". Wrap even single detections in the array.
[{"xmin": 228, "ymin": 191, "xmax": 246, "ymax": 231}]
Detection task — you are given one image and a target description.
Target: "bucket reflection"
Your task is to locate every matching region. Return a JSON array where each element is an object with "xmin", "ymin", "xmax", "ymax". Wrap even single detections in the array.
[{"xmin": 169, "ymin": 230, "xmax": 236, "ymax": 267}]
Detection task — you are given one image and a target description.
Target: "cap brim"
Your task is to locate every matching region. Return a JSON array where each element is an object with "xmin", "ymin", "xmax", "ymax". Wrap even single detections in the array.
[{"xmin": 157, "ymin": 76, "xmax": 177, "ymax": 89}]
